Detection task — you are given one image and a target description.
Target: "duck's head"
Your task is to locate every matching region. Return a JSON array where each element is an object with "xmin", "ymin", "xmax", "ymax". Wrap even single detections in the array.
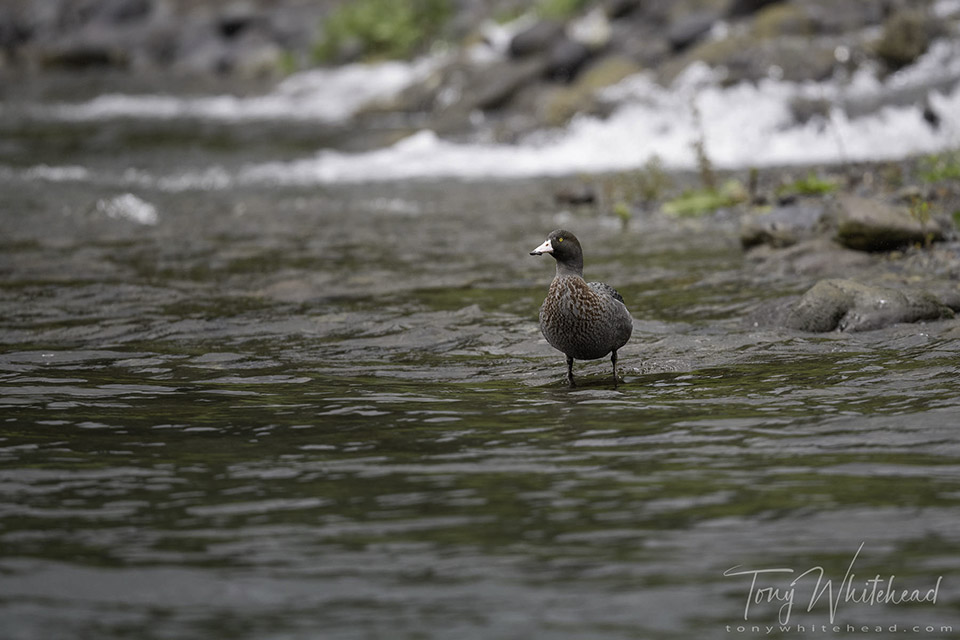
[{"xmin": 530, "ymin": 229, "xmax": 583, "ymax": 275}]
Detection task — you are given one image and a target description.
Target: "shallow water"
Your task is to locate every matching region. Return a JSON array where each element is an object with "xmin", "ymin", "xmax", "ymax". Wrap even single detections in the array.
[{"xmin": 3, "ymin": 155, "xmax": 960, "ymax": 639}]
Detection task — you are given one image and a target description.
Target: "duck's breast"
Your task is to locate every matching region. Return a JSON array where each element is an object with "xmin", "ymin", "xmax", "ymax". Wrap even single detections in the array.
[{"xmin": 540, "ymin": 277, "xmax": 631, "ymax": 360}]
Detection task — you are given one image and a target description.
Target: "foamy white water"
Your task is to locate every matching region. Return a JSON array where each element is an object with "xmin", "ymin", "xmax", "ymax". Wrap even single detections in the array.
[
  {"xmin": 16, "ymin": 38, "xmax": 960, "ymax": 185},
  {"xmin": 50, "ymin": 58, "xmax": 439, "ymax": 123},
  {"xmin": 242, "ymin": 43, "xmax": 960, "ymax": 183}
]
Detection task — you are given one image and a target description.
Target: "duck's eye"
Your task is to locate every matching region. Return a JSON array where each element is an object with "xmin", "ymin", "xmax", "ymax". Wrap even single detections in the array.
[{"xmin": 557, "ymin": 237, "xmax": 564, "ymax": 243}]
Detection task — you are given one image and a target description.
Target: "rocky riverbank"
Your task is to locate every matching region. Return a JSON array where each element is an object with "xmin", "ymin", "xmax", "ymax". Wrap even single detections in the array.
[
  {"xmin": 546, "ymin": 153, "xmax": 960, "ymax": 333},
  {"xmin": 3, "ymin": 1, "xmax": 960, "ymax": 135}
]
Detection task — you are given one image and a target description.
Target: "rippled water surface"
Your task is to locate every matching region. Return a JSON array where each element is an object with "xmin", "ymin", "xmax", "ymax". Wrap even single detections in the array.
[{"xmin": 3, "ymin": 159, "xmax": 960, "ymax": 639}]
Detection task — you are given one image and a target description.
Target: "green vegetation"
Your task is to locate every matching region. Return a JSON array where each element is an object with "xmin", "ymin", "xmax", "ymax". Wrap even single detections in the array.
[
  {"xmin": 663, "ymin": 180, "xmax": 748, "ymax": 217},
  {"xmin": 597, "ymin": 156, "xmax": 672, "ymax": 225},
  {"xmin": 313, "ymin": 0, "xmax": 451, "ymax": 63},
  {"xmin": 691, "ymin": 102, "xmax": 716, "ymax": 192},
  {"xmin": 908, "ymin": 197, "xmax": 932, "ymax": 226},
  {"xmin": 918, "ymin": 150, "xmax": 960, "ymax": 183},
  {"xmin": 907, "ymin": 197, "xmax": 938, "ymax": 248},
  {"xmin": 278, "ymin": 50, "xmax": 299, "ymax": 75},
  {"xmin": 776, "ymin": 171, "xmax": 839, "ymax": 198},
  {"xmin": 536, "ymin": 0, "xmax": 591, "ymax": 19},
  {"xmin": 634, "ymin": 155, "xmax": 672, "ymax": 203},
  {"xmin": 612, "ymin": 200, "xmax": 632, "ymax": 230}
]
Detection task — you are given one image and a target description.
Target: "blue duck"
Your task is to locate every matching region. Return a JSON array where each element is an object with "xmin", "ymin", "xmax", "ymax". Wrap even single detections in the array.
[{"xmin": 530, "ymin": 229, "xmax": 633, "ymax": 387}]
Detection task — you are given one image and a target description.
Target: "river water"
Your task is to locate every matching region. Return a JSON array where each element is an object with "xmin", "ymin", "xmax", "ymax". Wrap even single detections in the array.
[{"xmin": 3, "ymin": 75, "xmax": 960, "ymax": 639}]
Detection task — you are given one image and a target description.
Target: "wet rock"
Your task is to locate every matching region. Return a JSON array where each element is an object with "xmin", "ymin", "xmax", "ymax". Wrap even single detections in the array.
[
  {"xmin": 539, "ymin": 54, "xmax": 642, "ymax": 126},
  {"xmin": 668, "ymin": 11, "xmax": 719, "ymax": 52},
  {"xmin": 662, "ymin": 33, "xmax": 838, "ymax": 85},
  {"xmin": 465, "ymin": 55, "xmax": 549, "ymax": 111},
  {"xmin": 91, "ymin": 0, "xmax": 154, "ymax": 24},
  {"xmin": 0, "ymin": 9, "xmax": 30, "ymax": 54},
  {"xmin": 554, "ymin": 184, "xmax": 597, "ymax": 206},
  {"xmin": 604, "ymin": 0, "xmax": 642, "ymax": 19},
  {"xmin": 218, "ymin": 2, "xmax": 264, "ymax": 39},
  {"xmin": 546, "ymin": 37, "xmax": 592, "ymax": 82},
  {"xmin": 746, "ymin": 237, "xmax": 874, "ymax": 277},
  {"xmin": 891, "ymin": 242, "xmax": 960, "ymax": 283},
  {"xmin": 509, "ymin": 20, "xmax": 565, "ymax": 58},
  {"xmin": 804, "ymin": 0, "xmax": 887, "ymax": 34},
  {"xmin": 784, "ymin": 278, "xmax": 953, "ymax": 332},
  {"xmin": 740, "ymin": 203, "xmax": 826, "ymax": 249},
  {"xmin": 37, "ymin": 33, "xmax": 130, "ymax": 69},
  {"xmin": 608, "ymin": 20, "xmax": 670, "ymax": 68},
  {"xmin": 788, "ymin": 95, "xmax": 831, "ymax": 124},
  {"xmin": 923, "ymin": 99, "xmax": 941, "ymax": 129},
  {"xmin": 752, "ymin": 3, "xmax": 814, "ymax": 38},
  {"xmin": 874, "ymin": 9, "xmax": 937, "ymax": 71},
  {"xmin": 726, "ymin": 0, "xmax": 787, "ymax": 19},
  {"xmin": 173, "ymin": 18, "xmax": 235, "ymax": 75},
  {"xmin": 835, "ymin": 195, "xmax": 946, "ymax": 252},
  {"xmin": 232, "ymin": 38, "xmax": 284, "ymax": 79}
]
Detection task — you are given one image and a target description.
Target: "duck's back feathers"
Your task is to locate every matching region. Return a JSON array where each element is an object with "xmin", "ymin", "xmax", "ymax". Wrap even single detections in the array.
[{"xmin": 588, "ymin": 282, "xmax": 625, "ymax": 304}]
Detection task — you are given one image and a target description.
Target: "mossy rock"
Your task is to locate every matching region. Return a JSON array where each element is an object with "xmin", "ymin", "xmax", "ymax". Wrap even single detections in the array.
[
  {"xmin": 873, "ymin": 9, "xmax": 935, "ymax": 70},
  {"xmin": 753, "ymin": 3, "xmax": 815, "ymax": 39},
  {"xmin": 540, "ymin": 55, "xmax": 641, "ymax": 126},
  {"xmin": 660, "ymin": 34, "xmax": 836, "ymax": 84}
]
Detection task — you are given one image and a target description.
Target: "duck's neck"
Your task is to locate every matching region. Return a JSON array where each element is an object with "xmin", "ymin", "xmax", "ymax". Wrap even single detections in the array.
[{"xmin": 555, "ymin": 260, "xmax": 583, "ymax": 279}]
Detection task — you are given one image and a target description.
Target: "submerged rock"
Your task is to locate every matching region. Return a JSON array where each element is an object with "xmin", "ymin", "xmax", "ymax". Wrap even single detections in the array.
[
  {"xmin": 740, "ymin": 203, "xmax": 826, "ymax": 249},
  {"xmin": 745, "ymin": 237, "xmax": 874, "ymax": 276},
  {"xmin": 835, "ymin": 195, "xmax": 947, "ymax": 252},
  {"xmin": 784, "ymin": 278, "xmax": 953, "ymax": 332}
]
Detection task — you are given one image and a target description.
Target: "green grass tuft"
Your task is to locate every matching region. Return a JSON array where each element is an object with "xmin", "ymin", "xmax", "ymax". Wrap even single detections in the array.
[
  {"xmin": 918, "ymin": 150, "xmax": 960, "ymax": 183},
  {"xmin": 663, "ymin": 180, "xmax": 747, "ymax": 217},
  {"xmin": 776, "ymin": 172, "xmax": 838, "ymax": 198},
  {"xmin": 536, "ymin": 0, "xmax": 590, "ymax": 20},
  {"xmin": 313, "ymin": 0, "xmax": 451, "ymax": 63}
]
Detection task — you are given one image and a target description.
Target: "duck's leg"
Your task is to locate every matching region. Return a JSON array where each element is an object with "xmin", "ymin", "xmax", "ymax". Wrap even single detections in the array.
[
  {"xmin": 611, "ymin": 349, "xmax": 619, "ymax": 388},
  {"xmin": 566, "ymin": 355, "xmax": 575, "ymax": 387}
]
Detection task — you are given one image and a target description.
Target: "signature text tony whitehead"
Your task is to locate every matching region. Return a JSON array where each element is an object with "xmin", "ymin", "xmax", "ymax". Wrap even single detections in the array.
[{"xmin": 723, "ymin": 543, "xmax": 943, "ymax": 624}]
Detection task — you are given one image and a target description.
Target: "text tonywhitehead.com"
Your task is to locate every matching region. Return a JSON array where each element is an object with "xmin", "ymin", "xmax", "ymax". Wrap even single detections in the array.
[{"xmin": 725, "ymin": 624, "xmax": 954, "ymax": 635}]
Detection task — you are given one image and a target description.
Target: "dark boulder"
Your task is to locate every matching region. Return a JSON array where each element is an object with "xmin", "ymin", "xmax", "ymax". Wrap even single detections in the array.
[
  {"xmin": 546, "ymin": 37, "xmax": 592, "ymax": 82},
  {"xmin": 509, "ymin": 20, "xmax": 565, "ymax": 58},
  {"xmin": 726, "ymin": 0, "xmax": 788, "ymax": 19},
  {"xmin": 874, "ymin": 8, "xmax": 938, "ymax": 71},
  {"xmin": 91, "ymin": 0, "xmax": 154, "ymax": 24},
  {"xmin": 668, "ymin": 10, "xmax": 718, "ymax": 52},
  {"xmin": 783, "ymin": 278, "xmax": 953, "ymax": 332},
  {"xmin": 835, "ymin": 195, "xmax": 947, "ymax": 252},
  {"xmin": 604, "ymin": 0, "xmax": 642, "ymax": 19}
]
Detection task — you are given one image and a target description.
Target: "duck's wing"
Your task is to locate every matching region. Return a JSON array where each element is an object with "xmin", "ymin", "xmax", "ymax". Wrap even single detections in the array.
[{"xmin": 587, "ymin": 282, "xmax": 625, "ymax": 304}]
